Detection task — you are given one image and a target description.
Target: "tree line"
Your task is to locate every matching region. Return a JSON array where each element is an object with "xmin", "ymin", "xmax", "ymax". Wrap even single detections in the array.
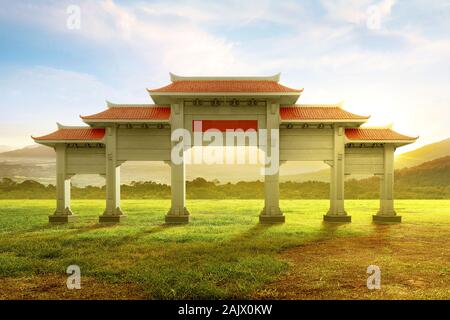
[{"xmin": 1, "ymin": 177, "xmax": 449, "ymax": 199}]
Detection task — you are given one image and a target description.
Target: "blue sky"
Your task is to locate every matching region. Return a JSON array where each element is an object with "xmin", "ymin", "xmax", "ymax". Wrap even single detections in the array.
[{"xmin": 1, "ymin": 0, "xmax": 450, "ymax": 152}]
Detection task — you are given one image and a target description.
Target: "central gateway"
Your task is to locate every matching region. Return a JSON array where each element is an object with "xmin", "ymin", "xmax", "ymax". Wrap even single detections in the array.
[{"xmin": 33, "ymin": 73, "xmax": 417, "ymax": 224}]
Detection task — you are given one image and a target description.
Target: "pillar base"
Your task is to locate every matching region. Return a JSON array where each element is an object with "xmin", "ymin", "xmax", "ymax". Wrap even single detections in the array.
[
  {"xmin": 373, "ymin": 215, "xmax": 401, "ymax": 223},
  {"xmin": 259, "ymin": 215, "xmax": 285, "ymax": 224},
  {"xmin": 102, "ymin": 207, "xmax": 124, "ymax": 216},
  {"xmin": 165, "ymin": 215, "xmax": 190, "ymax": 224},
  {"xmin": 323, "ymin": 215, "xmax": 351, "ymax": 223},
  {"xmin": 260, "ymin": 206, "xmax": 283, "ymax": 215},
  {"xmin": 166, "ymin": 207, "xmax": 190, "ymax": 224},
  {"xmin": 99, "ymin": 215, "xmax": 127, "ymax": 223},
  {"xmin": 49, "ymin": 214, "xmax": 75, "ymax": 223}
]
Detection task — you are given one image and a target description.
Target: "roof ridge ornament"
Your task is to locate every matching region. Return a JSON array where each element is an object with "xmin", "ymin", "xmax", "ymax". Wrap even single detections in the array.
[
  {"xmin": 295, "ymin": 103, "xmax": 344, "ymax": 108},
  {"xmin": 56, "ymin": 122, "xmax": 90, "ymax": 129},
  {"xmin": 106, "ymin": 100, "xmax": 156, "ymax": 108},
  {"xmin": 358, "ymin": 125, "xmax": 393, "ymax": 129},
  {"xmin": 169, "ymin": 72, "xmax": 281, "ymax": 82}
]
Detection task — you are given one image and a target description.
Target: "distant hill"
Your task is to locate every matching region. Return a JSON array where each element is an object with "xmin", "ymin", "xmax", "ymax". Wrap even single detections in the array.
[
  {"xmin": 1, "ymin": 156, "xmax": 449, "ymax": 199},
  {"xmin": 281, "ymin": 168, "xmax": 330, "ymax": 182},
  {"xmin": 0, "ymin": 145, "xmax": 14, "ymax": 153},
  {"xmin": 0, "ymin": 145, "xmax": 55, "ymax": 158},
  {"xmin": 395, "ymin": 155, "xmax": 450, "ymax": 186},
  {"xmin": 395, "ymin": 138, "xmax": 450, "ymax": 168}
]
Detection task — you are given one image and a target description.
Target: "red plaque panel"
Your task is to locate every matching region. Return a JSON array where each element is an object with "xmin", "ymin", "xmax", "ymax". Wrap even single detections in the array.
[{"xmin": 193, "ymin": 120, "xmax": 258, "ymax": 132}]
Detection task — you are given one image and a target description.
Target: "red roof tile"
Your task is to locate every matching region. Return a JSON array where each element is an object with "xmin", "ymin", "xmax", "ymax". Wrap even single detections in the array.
[
  {"xmin": 81, "ymin": 106, "xmax": 170, "ymax": 121},
  {"xmin": 345, "ymin": 128, "xmax": 417, "ymax": 141},
  {"xmin": 33, "ymin": 128, "xmax": 105, "ymax": 141},
  {"xmin": 280, "ymin": 106, "xmax": 369, "ymax": 121},
  {"xmin": 148, "ymin": 80, "xmax": 303, "ymax": 93}
]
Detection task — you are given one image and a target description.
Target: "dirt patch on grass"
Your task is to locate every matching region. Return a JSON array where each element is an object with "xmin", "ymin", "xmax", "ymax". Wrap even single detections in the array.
[
  {"xmin": 254, "ymin": 224, "xmax": 450, "ymax": 299},
  {"xmin": 0, "ymin": 274, "xmax": 146, "ymax": 300}
]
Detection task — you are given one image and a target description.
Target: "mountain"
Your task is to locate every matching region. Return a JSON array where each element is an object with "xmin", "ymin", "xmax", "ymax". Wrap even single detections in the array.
[
  {"xmin": 395, "ymin": 138, "xmax": 450, "ymax": 168},
  {"xmin": 395, "ymin": 155, "xmax": 450, "ymax": 186},
  {"xmin": 281, "ymin": 168, "xmax": 330, "ymax": 182},
  {"xmin": 0, "ymin": 144, "xmax": 55, "ymax": 158},
  {"xmin": 2, "ymin": 156, "xmax": 449, "ymax": 199},
  {"xmin": 0, "ymin": 145, "xmax": 14, "ymax": 153}
]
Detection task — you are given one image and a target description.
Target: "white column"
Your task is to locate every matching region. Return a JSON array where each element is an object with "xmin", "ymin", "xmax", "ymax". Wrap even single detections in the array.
[
  {"xmin": 166, "ymin": 102, "xmax": 189, "ymax": 223},
  {"xmin": 324, "ymin": 125, "xmax": 350, "ymax": 222},
  {"xmin": 378, "ymin": 174, "xmax": 385, "ymax": 213},
  {"xmin": 100, "ymin": 125, "xmax": 125, "ymax": 223},
  {"xmin": 50, "ymin": 144, "xmax": 74, "ymax": 223},
  {"xmin": 260, "ymin": 102, "xmax": 284, "ymax": 223},
  {"xmin": 374, "ymin": 144, "xmax": 401, "ymax": 222}
]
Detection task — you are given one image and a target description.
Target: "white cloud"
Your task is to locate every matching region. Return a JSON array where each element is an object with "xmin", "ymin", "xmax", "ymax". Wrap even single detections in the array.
[
  {"xmin": 320, "ymin": 0, "xmax": 396, "ymax": 31},
  {"xmin": 321, "ymin": 0, "xmax": 371, "ymax": 25},
  {"xmin": 78, "ymin": 0, "xmax": 256, "ymax": 76}
]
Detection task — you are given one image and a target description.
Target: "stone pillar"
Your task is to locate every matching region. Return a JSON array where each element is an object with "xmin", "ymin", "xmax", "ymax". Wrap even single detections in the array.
[
  {"xmin": 259, "ymin": 102, "xmax": 284, "ymax": 223},
  {"xmin": 166, "ymin": 102, "xmax": 190, "ymax": 223},
  {"xmin": 100, "ymin": 125, "xmax": 125, "ymax": 223},
  {"xmin": 373, "ymin": 144, "xmax": 401, "ymax": 223},
  {"xmin": 378, "ymin": 174, "xmax": 386, "ymax": 213},
  {"xmin": 324, "ymin": 125, "xmax": 350, "ymax": 222},
  {"xmin": 49, "ymin": 144, "xmax": 74, "ymax": 223}
]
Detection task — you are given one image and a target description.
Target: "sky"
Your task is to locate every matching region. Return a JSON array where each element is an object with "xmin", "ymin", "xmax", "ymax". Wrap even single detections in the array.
[{"xmin": 1, "ymin": 0, "xmax": 450, "ymax": 153}]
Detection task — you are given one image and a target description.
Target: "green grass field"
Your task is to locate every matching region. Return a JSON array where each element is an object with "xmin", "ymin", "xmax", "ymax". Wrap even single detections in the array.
[{"xmin": 0, "ymin": 199, "xmax": 449, "ymax": 299}]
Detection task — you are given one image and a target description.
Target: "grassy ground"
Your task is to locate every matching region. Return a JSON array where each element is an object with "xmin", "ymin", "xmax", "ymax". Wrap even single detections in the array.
[{"xmin": 0, "ymin": 199, "xmax": 448, "ymax": 299}]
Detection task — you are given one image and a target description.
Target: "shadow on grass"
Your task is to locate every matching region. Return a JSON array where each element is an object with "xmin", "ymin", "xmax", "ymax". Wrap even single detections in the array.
[
  {"xmin": 228, "ymin": 223, "xmax": 274, "ymax": 244},
  {"xmin": 20, "ymin": 216, "xmax": 110, "ymax": 234},
  {"xmin": 141, "ymin": 223, "xmax": 182, "ymax": 235},
  {"xmin": 320, "ymin": 221, "xmax": 348, "ymax": 236},
  {"xmin": 66, "ymin": 221, "xmax": 183, "ymax": 241},
  {"xmin": 371, "ymin": 223, "xmax": 394, "ymax": 233},
  {"xmin": 368, "ymin": 222, "xmax": 397, "ymax": 245}
]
